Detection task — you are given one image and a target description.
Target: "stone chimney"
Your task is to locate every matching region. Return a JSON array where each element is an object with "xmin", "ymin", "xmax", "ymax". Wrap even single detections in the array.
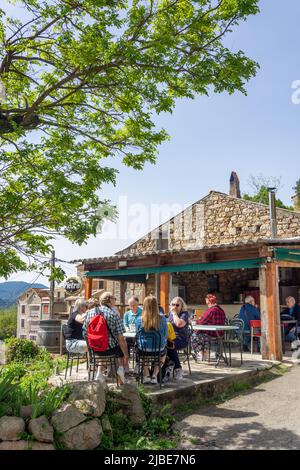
[
  {"xmin": 292, "ymin": 194, "xmax": 300, "ymax": 211},
  {"xmin": 229, "ymin": 171, "xmax": 241, "ymax": 198}
]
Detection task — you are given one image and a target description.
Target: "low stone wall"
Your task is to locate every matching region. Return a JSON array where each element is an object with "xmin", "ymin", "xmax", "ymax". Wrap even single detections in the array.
[
  {"xmin": 148, "ymin": 363, "xmax": 278, "ymax": 409},
  {"xmin": 0, "ymin": 381, "xmax": 146, "ymax": 451}
]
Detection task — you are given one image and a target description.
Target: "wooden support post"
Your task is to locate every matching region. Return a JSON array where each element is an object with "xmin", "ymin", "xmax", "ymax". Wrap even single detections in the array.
[
  {"xmin": 259, "ymin": 262, "xmax": 282, "ymax": 361},
  {"xmin": 160, "ymin": 273, "xmax": 170, "ymax": 315},
  {"xmin": 120, "ymin": 280, "xmax": 127, "ymax": 318},
  {"xmin": 154, "ymin": 273, "xmax": 160, "ymax": 299},
  {"xmin": 84, "ymin": 278, "xmax": 93, "ymax": 300}
]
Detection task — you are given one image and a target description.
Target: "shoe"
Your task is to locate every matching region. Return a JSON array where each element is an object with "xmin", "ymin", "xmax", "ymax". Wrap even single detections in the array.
[
  {"xmin": 117, "ymin": 366, "xmax": 126, "ymax": 385},
  {"xmin": 174, "ymin": 368, "xmax": 184, "ymax": 381},
  {"xmin": 291, "ymin": 340, "xmax": 298, "ymax": 350},
  {"xmin": 143, "ymin": 376, "xmax": 152, "ymax": 384},
  {"xmin": 151, "ymin": 376, "xmax": 158, "ymax": 385},
  {"xmin": 95, "ymin": 371, "xmax": 106, "ymax": 383}
]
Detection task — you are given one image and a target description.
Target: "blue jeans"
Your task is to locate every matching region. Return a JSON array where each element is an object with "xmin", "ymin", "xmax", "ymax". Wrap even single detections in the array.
[
  {"xmin": 285, "ymin": 329, "xmax": 297, "ymax": 343},
  {"xmin": 243, "ymin": 331, "xmax": 251, "ymax": 348},
  {"xmin": 167, "ymin": 337, "xmax": 187, "ymax": 370},
  {"xmin": 66, "ymin": 339, "xmax": 87, "ymax": 354}
]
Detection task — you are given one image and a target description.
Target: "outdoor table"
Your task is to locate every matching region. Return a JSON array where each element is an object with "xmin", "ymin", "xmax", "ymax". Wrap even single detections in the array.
[
  {"xmin": 191, "ymin": 325, "xmax": 239, "ymax": 367},
  {"xmin": 123, "ymin": 331, "xmax": 136, "ymax": 339},
  {"xmin": 123, "ymin": 331, "xmax": 137, "ymax": 368},
  {"xmin": 281, "ymin": 319, "xmax": 298, "ymax": 354}
]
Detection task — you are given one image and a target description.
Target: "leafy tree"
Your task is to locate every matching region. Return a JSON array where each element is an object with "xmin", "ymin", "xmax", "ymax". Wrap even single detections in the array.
[
  {"xmin": 0, "ymin": 0, "xmax": 260, "ymax": 278},
  {"xmin": 293, "ymin": 179, "xmax": 300, "ymax": 210},
  {"xmin": 243, "ymin": 175, "xmax": 293, "ymax": 210},
  {"xmin": 0, "ymin": 305, "xmax": 17, "ymax": 340}
]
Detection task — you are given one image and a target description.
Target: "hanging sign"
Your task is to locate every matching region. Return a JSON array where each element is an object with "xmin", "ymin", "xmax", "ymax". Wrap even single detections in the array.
[{"xmin": 64, "ymin": 276, "xmax": 83, "ymax": 296}]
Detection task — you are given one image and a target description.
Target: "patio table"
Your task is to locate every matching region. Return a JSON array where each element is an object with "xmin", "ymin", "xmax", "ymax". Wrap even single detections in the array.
[
  {"xmin": 123, "ymin": 331, "xmax": 136, "ymax": 339},
  {"xmin": 191, "ymin": 325, "xmax": 239, "ymax": 367}
]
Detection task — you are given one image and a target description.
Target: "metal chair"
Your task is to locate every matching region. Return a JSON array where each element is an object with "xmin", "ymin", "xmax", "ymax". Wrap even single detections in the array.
[
  {"xmin": 136, "ymin": 330, "xmax": 163, "ymax": 389},
  {"xmin": 87, "ymin": 348, "xmax": 119, "ymax": 385},
  {"xmin": 177, "ymin": 325, "xmax": 192, "ymax": 376},
  {"xmin": 223, "ymin": 318, "xmax": 244, "ymax": 367},
  {"xmin": 62, "ymin": 325, "xmax": 88, "ymax": 380},
  {"xmin": 249, "ymin": 320, "xmax": 261, "ymax": 355}
]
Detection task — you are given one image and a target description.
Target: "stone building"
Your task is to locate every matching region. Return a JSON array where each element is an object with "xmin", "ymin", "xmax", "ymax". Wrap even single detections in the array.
[
  {"xmin": 78, "ymin": 173, "xmax": 300, "ymax": 309},
  {"xmin": 17, "ymin": 286, "xmax": 69, "ymax": 341},
  {"xmin": 76, "ymin": 173, "xmax": 300, "ymax": 360}
]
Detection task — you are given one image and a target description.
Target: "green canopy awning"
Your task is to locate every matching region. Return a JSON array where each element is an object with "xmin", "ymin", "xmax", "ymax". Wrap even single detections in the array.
[
  {"xmin": 85, "ymin": 257, "xmax": 266, "ymax": 279},
  {"xmin": 274, "ymin": 248, "xmax": 300, "ymax": 263}
]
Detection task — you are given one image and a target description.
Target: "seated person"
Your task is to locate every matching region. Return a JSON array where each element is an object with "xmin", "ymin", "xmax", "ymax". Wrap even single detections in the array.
[
  {"xmin": 86, "ymin": 298, "xmax": 96, "ymax": 311},
  {"xmin": 159, "ymin": 304, "xmax": 165, "ymax": 316},
  {"xmin": 123, "ymin": 296, "xmax": 142, "ymax": 372},
  {"xmin": 136, "ymin": 296, "xmax": 167, "ymax": 385},
  {"xmin": 191, "ymin": 294, "xmax": 226, "ymax": 359},
  {"xmin": 281, "ymin": 296, "xmax": 300, "ymax": 349},
  {"xmin": 123, "ymin": 296, "xmax": 142, "ymax": 329},
  {"xmin": 238, "ymin": 295, "xmax": 261, "ymax": 352},
  {"xmin": 168, "ymin": 297, "xmax": 190, "ymax": 381},
  {"xmin": 82, "ymin": 291, "xmax": 129, "ymax": 383},
  {"xmin": 64, "ymin": 298, "xmax": 88, "ymax": 354},
  {"xmin": 161, "ymin": 321, "xmax": 180, "ymax": 382}
]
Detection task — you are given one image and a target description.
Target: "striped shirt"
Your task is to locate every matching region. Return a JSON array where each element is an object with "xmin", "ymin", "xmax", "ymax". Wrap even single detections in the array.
[{"xmin": 82, "ymin": 306, "xmax": 125, "ymax": 349}]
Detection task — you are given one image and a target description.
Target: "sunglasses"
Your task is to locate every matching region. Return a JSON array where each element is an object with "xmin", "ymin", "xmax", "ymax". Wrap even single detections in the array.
[{"xmin": 172, "ymin": 303, "xmax": 180, "ymax": 307}]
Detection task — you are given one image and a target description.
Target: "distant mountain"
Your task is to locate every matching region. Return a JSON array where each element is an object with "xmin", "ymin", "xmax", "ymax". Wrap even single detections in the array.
[{"xmin": 0, "ymin": 281, "xmax": 48, "ymax": 308}]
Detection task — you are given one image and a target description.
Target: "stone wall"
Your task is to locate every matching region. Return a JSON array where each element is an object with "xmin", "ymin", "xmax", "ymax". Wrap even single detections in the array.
[
  {"xmin": 117, "ymin": 191, "xmax": 300, "ymax": 255},
  {"xmin": 172, "ymin": 269, "xmax": 259, "ymax": 305},
  {"xmin": 104, "ymin": 191, "xmax": 300, "ymax": 309},
  {"xmin": 204, "ymin": 192, "xmax": 300, "ymax": 246}
]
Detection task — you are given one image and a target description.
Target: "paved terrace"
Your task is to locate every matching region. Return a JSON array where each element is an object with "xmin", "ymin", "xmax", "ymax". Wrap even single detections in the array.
[{"xmin": 49, "ymin": 350, "xmax": 300, "ymax": 406}]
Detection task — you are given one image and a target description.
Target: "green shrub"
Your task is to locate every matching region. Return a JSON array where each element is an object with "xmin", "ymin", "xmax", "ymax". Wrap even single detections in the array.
[
  {"xmin": 5, "ymin": 338, "xmax": 40, "ymax": 363},
  {"xmin": 99, "ymin": 395, "xmax": 177, "ymax": 451},
  {"xmin": 0, "ymin": 306, "xmax": 17, "ymax": 340},
  {"xmin": 138, "ymin": 386, "xmax": 153, "ymax": 419},
  {"xmin": 1, "ymin": 362, "xmax": 27, "ymax": 380},
  {"xmin": 0, "ymin": 368, "xmax": 16, "ymax": 402}
]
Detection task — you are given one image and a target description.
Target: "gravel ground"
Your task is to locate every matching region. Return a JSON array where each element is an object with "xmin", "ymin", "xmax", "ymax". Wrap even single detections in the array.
[{"xmin": 176, "ymin": 365, "xmax": 300, "ymax": 450}]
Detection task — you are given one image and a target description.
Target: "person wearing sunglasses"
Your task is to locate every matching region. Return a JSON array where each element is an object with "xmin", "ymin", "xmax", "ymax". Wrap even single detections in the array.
[{"xmin": 167, "ymin": 297, "xmax": 189, "ymax": 380}]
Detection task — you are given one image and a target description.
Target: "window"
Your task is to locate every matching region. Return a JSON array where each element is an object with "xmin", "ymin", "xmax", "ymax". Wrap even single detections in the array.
[
  {"xmin": 21, "ymin": 319, "xmax": 25, "ymax": 328},
  {"xmin": 156, "ymin": 227, "xmax": 169, "ymax": 250},
  {"xmin": 30, "ymin": 306, "xmax": 40, "ymax": 311},
  {"xmin": 21, "ymin": 305, "xmax": 25, "ymax": 314},
  {"xmin": 29, "ymin": 336, "xmax": 36, "ymax": 341},
  {"xmin": 57, "ymin": 291, "xmax": 61, "ymax": 300},
  {"xmin": 98, "ymin": 280, "xmax": 104, "ymax": 290},
  {"xmin": 20, "ymin": 335, "xmax": 27, "ymax": 339},
  {"xmin": 43, "ymin": 304, "xmax": 49, "ymax": 315}
]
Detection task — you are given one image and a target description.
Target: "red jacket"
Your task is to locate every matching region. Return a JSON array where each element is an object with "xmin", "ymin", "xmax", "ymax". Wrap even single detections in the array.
[{"xmin": 197, "ymin": 305, "xmax": 226, "ymax": 337}]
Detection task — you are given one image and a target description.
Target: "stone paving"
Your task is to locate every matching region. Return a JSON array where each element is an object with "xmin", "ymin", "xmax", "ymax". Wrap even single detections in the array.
[{"xmin": 49, "ymin": 350, "xmax": 300, "ymax": 404}]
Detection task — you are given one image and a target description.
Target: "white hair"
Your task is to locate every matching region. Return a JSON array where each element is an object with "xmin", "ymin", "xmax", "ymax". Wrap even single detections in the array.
[
  {"xmin": 245, "ymin": 296, "xmax": 255, "ymax": 304},
  {"xmin": 74, "ymin": 298, "xmax": 86, "ymax": 310}
]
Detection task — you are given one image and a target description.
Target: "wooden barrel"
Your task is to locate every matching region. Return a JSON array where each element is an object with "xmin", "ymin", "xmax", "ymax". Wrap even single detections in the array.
[{"xmin": 36, "ymin": 320, "xmax": 62, "ymax": 353}]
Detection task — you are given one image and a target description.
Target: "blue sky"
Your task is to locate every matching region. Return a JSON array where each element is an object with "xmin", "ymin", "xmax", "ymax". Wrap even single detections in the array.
[{"xmin": 3, "ymin": 0, "xmax": 300, "ymax": 284}]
